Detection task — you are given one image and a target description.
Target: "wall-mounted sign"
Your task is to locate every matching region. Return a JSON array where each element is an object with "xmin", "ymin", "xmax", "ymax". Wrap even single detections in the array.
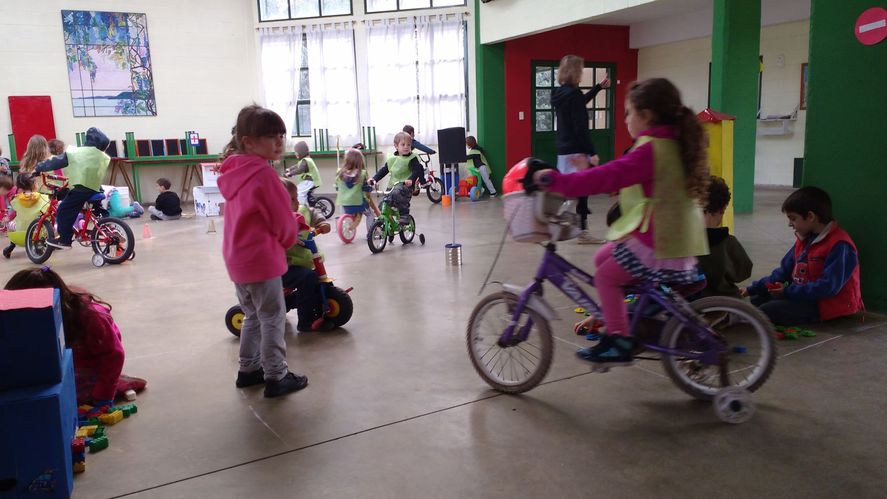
[{"xmin": 855, "ymin": 7, "xmax": 887, "ymax": 46}]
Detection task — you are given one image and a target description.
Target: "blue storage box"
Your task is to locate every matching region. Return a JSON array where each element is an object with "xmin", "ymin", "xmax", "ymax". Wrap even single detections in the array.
[
  {"xmin": 0, "ymin": 350, "xmax": 77, "ymax": 499},
  {"xmin": 0, "ymin": 289, "xmax": 64, "ymax": 390}
]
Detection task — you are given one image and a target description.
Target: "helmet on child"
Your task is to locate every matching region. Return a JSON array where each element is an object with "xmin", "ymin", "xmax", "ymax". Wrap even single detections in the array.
[{"xmin": 502, "ymin": 158, "xmax": 531, "ymax": 195}]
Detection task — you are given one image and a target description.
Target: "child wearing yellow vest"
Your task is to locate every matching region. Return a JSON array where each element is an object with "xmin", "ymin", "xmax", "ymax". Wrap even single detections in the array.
[
  {"xmin": 280, "ymin": 178, "xmax": 335, "ymax": 331},
  {"xmin": 466, "ymin": 135, "xmax": 498, "ymax": 197},
  {"xmin": 36, "ymin": 127, "xmax": 111, "ymax": 250},
  {"xmin": 336, "ymin": 148, "xmax": 374, "ymax": 228},
  {"xmin": 534, "ymin": 78, "xmax": 710, "ymax": 368},
  {"xmin": 4, "ymin": 174, "xmax": 50, "ymax": 258},
  {"xmin": 286, "ymin": 141, "xmax": 323, "ymax": 205},
  {"xmin": 369, "ymin": 132, "xmax": 423, "ymax": 224}
]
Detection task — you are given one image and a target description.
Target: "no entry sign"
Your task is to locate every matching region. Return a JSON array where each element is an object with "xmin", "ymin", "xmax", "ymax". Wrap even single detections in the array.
[{"xmin": 855, "ymin": 7, "xmax": 887, "ymax": 46}]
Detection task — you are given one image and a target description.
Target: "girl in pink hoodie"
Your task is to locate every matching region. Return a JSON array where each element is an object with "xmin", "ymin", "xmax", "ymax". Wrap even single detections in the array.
[{"xmin": 217, "ymin": 105, "xmax": 308, "ymax": 399}]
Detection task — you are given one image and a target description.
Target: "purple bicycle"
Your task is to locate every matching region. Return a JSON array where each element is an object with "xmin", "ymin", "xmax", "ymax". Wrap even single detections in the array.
[{"xmin": 467, "ymin": 192, "xmax": 776, "ymax": 424}]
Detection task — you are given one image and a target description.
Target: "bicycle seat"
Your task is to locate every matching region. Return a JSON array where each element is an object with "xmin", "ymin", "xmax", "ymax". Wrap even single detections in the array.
[{"xmin": 89, "ymin": 193, "xmax": 106, "ymax": 202}]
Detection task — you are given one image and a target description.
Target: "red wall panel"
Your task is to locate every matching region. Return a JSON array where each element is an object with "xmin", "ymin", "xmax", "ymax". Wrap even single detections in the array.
[
  {"xmin": 503, "ymin": 25, "xmax": 638, "ymax": 169},
  {"xmin": 8, "ymin": 96, "xmax": 57, "ymax": 158}
]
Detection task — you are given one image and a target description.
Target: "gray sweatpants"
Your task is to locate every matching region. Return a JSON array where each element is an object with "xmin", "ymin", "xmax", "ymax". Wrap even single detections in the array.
[
  {"xmin": 148, "ymin": 205, "xmax": 181, "ymax": 220},
  {"xmin": 235, "ymin": 277, "xmax": 288, "ymax": 381}
]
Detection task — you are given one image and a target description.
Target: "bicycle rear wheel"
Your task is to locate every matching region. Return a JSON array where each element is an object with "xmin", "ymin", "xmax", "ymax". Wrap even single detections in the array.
[
  {"xmin": 660, "ymin": 296, "xmax": 776, "ymax": 400},
  {"xmin": 467, "ymin": 292, "xmax": 553, "ymax": 394},
  {"xmin": 92, "ymin": 217, "xmax": 135, "ymax": 264}
]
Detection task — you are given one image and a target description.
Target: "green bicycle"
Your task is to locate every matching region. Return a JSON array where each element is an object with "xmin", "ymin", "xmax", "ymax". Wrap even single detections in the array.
[{"xmin": 367, "ymin": 195, "xmax": 426, "ymax": 254}]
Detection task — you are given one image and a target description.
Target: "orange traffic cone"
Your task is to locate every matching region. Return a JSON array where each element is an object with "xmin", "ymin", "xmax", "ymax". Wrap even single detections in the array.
[{"xmin": 142, "ymin": 223, "xmax": 152, "ymax": 239}]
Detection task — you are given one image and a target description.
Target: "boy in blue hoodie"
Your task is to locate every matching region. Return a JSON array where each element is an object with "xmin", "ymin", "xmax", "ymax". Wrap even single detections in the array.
[{"xmin": 36, "ymin": 127, "xmax": 111, "ymax": 249}]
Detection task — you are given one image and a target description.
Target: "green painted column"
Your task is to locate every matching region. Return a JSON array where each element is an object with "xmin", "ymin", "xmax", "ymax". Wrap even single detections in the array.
[
  {"xmin": 805, "ymin": 0, "xmax": 887, "ymax": 312},
  {"xmin": 710, "ymin": 0, "xmax": 760, "ymax": 213},
  {"xmin": 474, "ymin": 0, "xmax": 506, "ymax": 184}
]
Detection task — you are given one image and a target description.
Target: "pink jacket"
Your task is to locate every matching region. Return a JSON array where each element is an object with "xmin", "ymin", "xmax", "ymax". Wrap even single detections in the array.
[
  {"xmin": 72, "ymin": 302, "xmax": 125, "ymax": 402},
  {"xmin": 546, "ymin": 125, "xmax": 678, "ymax": 248},
  {"xmin": 218, "ymin": 154, "xmax": 298, "ymax": 283}
]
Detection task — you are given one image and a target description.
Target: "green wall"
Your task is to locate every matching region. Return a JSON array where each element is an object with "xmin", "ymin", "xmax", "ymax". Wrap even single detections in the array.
[
  {"xmin": 474, "ymin": 0, "xmax": 506, "ymax": 183},
  {"xmin": 709, "ymin": 0, "xmax": 760, "ymax": 214},
  {"xmin": 805, "ymin": 0, "xmax": 887, "ymax": 311}
]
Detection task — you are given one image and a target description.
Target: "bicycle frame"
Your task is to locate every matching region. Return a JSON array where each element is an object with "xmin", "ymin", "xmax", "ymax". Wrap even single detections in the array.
[
  {"xmin": 30, "ymin": 176, "xmax": 110, "ymax": 246},
  {"xmin": 501, "ymin": 243, "xmax": 724, "ymax": 364}
]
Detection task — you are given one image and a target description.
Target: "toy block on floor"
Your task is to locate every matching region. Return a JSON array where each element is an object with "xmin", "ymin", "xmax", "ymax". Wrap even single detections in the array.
[
  {"xmin": 99, "ymin": 410, "xmax": 123, "ymax": 425},
  {"xmin": 73, "ymin": 461, "xmax": 86, "ymax": 473},
  {"xmin": 88, "ymin": 435, "xmax": 109, "ymax": 453},
  {"xmin": 71, "ymin": 437, "xmax": 86, "ymax": 454},
  {"xmin": 76, "ymin": 425, "xmax": 98, "ymax": 438}
]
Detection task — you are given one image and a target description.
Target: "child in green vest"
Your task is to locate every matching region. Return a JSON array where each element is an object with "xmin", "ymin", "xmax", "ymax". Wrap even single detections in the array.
[
  {"xmin": 36, "ymin": 127, "xmax": 111, "ymax": 250},
  {"xmin": 4, "ymin": 174, "xmax": 50, "ymax": 258},
  {"xmin": 369, "ymin": 132, "xmax": 423, "ymax": 224},
  {"xmin": 286, "ymin": 141, "xmax": 323, "ymax": 205},
  {"xmin": 336, "ymin": 148, "xmax": 374, "ymax": 229},
  {"xmin": 466, "ymin": 135, "xmax": 498, "ymax": 197},
  {"xmin": 281, "ymin": 178, "xmax": 334, "ymax": 331},
  {"xmin": 532, "ymin": 78, "xmax": 710, "ymax": 368}
]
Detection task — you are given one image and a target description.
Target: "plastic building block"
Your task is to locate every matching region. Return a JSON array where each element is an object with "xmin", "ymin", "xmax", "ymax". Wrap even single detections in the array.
[
  {"xmin": 76, "ymin": 425, "xmax": 98, "ymax": 438},
  {"xmin": 574, "ymin": 307, "xmax": 585, "ymax": 314},
  {"xmin": 71, "ymin": 437, "xmax": 86, "ymax": 454},
  {"xmin": 94, "ymin": 426, "xmax": 106, "ymax": 438},
  {"xmin": 775, "ymin": 332, "xmax": 785, "ymax": 340},
  {"xmin": 801, "ymin": 329, "xmax": 817, "ymax": 337},
  {"xmin": 124, "ymin": 389, "xmax": 137, "ymax": 401},
  {"xmin": 73, "ymin": 461, "xmax": 86, "ymax": 473},
  {"xmin": 99, "ymin": 410, "xmax": 123, "ymax": 425},
  {"xmin": 117, "ymin": 404, "xmax": 137, "ymax": 417},
  {"xmin": 88, "ymin": 435, "xmax": 109, "ymax": 452},
  {"xmin": 784, "ymin": 331, "xmax": 799, "ymax": 340},
  {"xmin": 72, "ymin": 452, "xmax": 85, "ymax": 462}
]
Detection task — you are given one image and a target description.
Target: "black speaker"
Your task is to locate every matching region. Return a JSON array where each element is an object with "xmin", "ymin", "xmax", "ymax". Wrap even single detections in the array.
[{"xmin": 437, "ymin": 127, "xmax": 467, "ymax": 164}]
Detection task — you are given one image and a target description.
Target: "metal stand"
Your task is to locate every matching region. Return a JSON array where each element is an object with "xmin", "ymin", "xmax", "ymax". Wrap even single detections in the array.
[{"xmin": 445, "ymin": 162, "xmax": 462, "ymax": 266}]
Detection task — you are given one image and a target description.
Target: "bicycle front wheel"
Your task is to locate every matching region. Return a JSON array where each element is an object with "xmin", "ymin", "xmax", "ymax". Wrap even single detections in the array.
[
  {"xmin": 426, "ymin": 178, "xmax": 445, "ymax": 203},
  {"xmin": 467, "ymin": 292, "xmax": 553, "ymax": 394},
  {"xmin": 660, "ymin": 296, "xmax": 776, "ymax": 400},
  {"xmin": 25, "ymin": 219, "xmax": 55, "ymax": 264},
  {"xmin": 367, "ymin": 219, "xmax": 387, "ymax": 254},
  {"xmin": 314, "ymin": 196, "xmax": 335, "ymax": 219}
]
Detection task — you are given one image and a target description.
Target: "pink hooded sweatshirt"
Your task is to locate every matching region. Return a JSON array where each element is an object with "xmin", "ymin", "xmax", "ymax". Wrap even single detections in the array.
[{"xmin": 218, "ymin": 154, "xmax": 298, "ymax": 284}]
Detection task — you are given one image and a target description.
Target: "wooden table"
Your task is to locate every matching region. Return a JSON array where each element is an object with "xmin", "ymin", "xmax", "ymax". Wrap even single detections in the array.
[{"xmin": 110, "ymin": 155, "xmax": 218, "ymax": 203}]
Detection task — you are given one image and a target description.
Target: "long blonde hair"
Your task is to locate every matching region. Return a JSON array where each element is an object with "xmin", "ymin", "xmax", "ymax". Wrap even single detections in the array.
[
  {"xmin": 19, "ymin": 135, "xmax": 51, "ymax": 173},
  {"xmin": 338, "ymin": 149, "xmax": 365, "ymax": 180}
]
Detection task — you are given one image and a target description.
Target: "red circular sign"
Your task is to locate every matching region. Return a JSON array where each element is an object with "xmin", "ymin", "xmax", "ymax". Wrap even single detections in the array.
[{"xmin": 855, "ymin": 7, "xmax": 887, "ymax": 46}]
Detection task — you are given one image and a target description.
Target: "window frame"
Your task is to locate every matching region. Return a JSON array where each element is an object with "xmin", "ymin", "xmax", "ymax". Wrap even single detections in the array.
[
  {"xmin": 364, "ymin": 0, "xmax": 466, "ymax": 15},
  {"xmin": 257, "ymin": 0, "xmax": 353, "ymax": 23},
  {"xmin": 293, "ymin": 33, "xmax": 312, "ymax": 137}
]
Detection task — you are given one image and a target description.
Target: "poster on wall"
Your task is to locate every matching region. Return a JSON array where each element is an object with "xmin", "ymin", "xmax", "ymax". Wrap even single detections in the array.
[{"xmin": 62, "ymin": 10, "xmax": 157, "ymax": 117}]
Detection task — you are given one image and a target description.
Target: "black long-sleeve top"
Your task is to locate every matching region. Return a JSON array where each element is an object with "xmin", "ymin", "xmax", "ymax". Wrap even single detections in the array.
[
  {"xmin": 551, "ymin": 83, "xmax": 603, "ymax": 156},
  {"xmin": 372, "ymin": 157, "xmax": 423, "ymax": 185}
]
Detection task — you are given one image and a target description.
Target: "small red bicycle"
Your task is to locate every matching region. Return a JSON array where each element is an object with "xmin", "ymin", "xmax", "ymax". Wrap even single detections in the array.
[{"xmin": 26, "ymin": 174, "xmax": 136, "ymax": 267}]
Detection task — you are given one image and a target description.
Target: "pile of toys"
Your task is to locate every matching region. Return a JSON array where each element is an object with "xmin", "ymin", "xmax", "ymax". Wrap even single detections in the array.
[
  {"xmin": 774, "ymin": 325, "xmax": 816, "ymax": 341},
  {"xmin": 71, "ymin": 402, "xmax": 138, "ymax": 473}
]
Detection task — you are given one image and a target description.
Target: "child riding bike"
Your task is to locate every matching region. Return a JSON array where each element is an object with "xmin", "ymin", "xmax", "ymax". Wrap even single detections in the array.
[
  {"xmin": 369, "ymin": 132, "xmax": 423, "ymax": 225},
  {"xmin": 529, "ymin": 78, "xmax": 710, "ymax": 369}
]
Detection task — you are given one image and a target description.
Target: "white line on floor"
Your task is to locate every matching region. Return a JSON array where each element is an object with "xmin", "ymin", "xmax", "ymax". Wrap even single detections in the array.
[
  {"xmin": 780, "ymin": 335, "xmax": 842, "ymax": 358},
  {"xmin": 238, "ymin": 391, "xmax": 289, "ymax": 447}
]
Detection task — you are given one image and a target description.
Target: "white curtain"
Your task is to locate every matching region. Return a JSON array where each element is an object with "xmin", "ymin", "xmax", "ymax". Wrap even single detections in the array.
[
  {"xmin": 258, "ymin": 26, "xmax": 304, "ymax": 136},
  {"xmin": 416, "ymin": 15, "xmax": 466, "ymax": 145},
  {"xmin": 306, "ymin": 25, "xmax": 360, "ymax": 147},
  {"xmin": 366, "ymin": 19, "xmax": 419, "ymax": 146}
]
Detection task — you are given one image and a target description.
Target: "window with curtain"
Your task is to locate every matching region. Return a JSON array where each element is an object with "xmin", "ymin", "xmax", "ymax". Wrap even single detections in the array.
[
  {"xmin": 306, "ymin": 26, "xmax": 361, "ymax": 145},
  {"xmin": 366, "ymin": 15, "xmax": 466, "ymax": 145},
  {"xmin": 365, "ymin": 0, "xmax": 465, "ymax": 14},
  {"xmin": 259, "ymin": 0, "xmax": 352, "ymax": 22},
  {"xmin": 258, "ymin": 26, "xmax": 304, "ymax": 137}
]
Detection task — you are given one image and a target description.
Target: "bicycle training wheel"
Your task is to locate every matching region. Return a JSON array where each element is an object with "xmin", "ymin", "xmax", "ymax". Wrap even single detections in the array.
[
  {"xmin": 659, "ymin": 296, "xmax": 776, "ymax": 400},
  {"xmin": 466, "ymin": 292, "xmax": 553, "ymax": 394}
]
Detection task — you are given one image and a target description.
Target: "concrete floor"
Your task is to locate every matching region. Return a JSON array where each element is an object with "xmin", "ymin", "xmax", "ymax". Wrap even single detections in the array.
[{"xmin": 1, "ymin": 189, "xmax": 885, "ymax": 498}]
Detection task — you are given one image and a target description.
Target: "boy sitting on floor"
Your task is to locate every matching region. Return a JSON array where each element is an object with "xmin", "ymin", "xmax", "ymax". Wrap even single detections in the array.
[
  {"xmin": 697, "ymin": 176, "xmax": 752, "ymax": 298},
  {"xmin": 743, "ymin": 186, "xmax": 863, "ymax": 326},
  {"xmin": 148, "ymin": 178, "xmax": 182, "ymax": 221}
]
